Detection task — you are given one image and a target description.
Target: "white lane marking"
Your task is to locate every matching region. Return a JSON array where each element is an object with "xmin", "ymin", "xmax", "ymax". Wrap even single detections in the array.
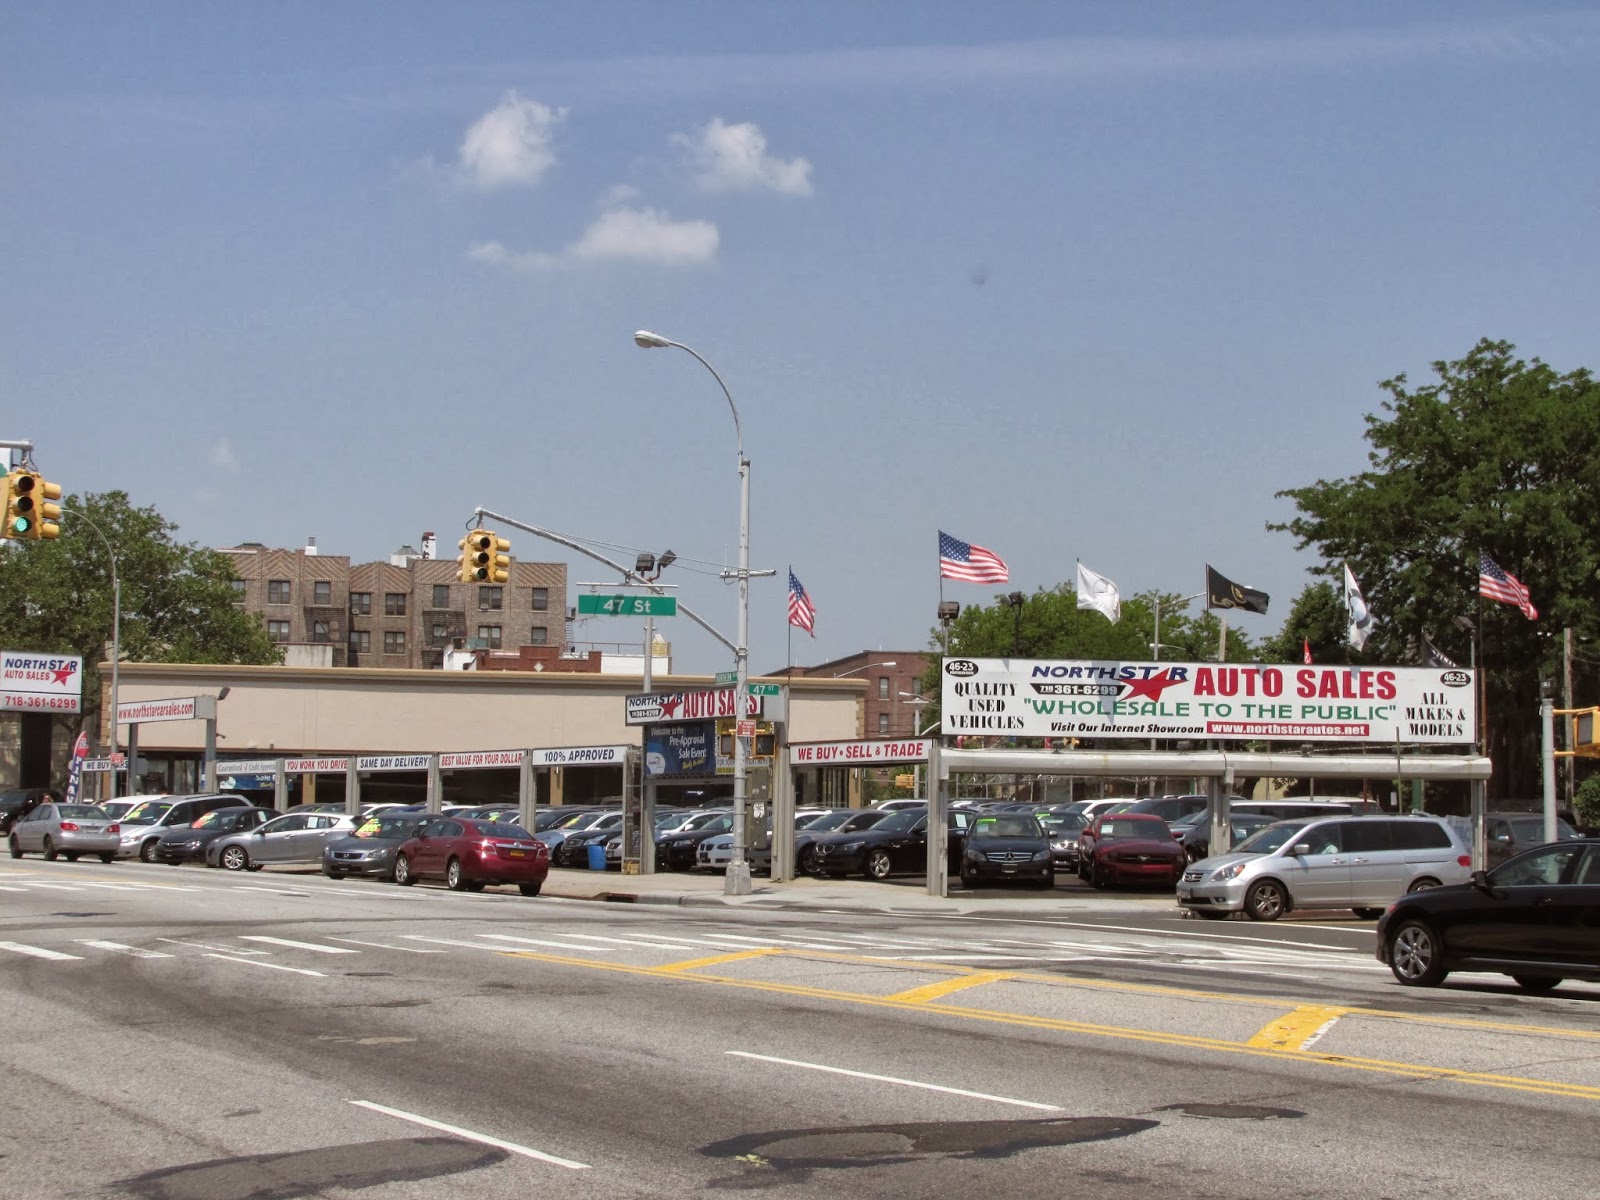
[
  {"xmin": 0, "ymin": 884, "xmax": 26, "ymax": 892},
  {"xmin": 727, "ymin": 1051, "xmax": 1063, "ymax": 1112},
  {"xmin": 236, "ymin": 888, "xmax": 312, "ymax": 897},
  {"xmin": 203, "ymin": 954, "xmax": 327, "ymax": 977},
  {"xmin": 0, "ymin": 941, "xmax": 83, "ymax": 961},
  {"xmin": 75, "ymin": 940, "xmax": 175, "ymax": 959},
  {"xmin": 21, "ymin": 881, "xmax": 84, "ymax": 891},
  {"xmin": 1300, "ymin": 1015, "xmax": 1343, "ymax": 1050},
  {"xmin": 346, "ymin": 1099, "xmax": 590, "ymax": 1169},
  {"xmin": 620, "ymin": 932, "xmax": 748, "ymax": 949},
  {"xmin": 72, "ymin": 881, "xmax": 150, "ymax": 891},
  {"xmin": 474, "ymin": 934, "xmax": 617, "ymax": 954},
  {"xmin": 156, "ymin": 938, "xmax": 269, "ymax": 955},
  {"xmin": 888, "ymin": 953, "xmax": 1092, "ymax": 963},
  {"xmin": 958, "ymin": 914, "xmax": 1373, "ymax": 950},
  {"xmin": 325, "ymin": 937, "xmax": 447, "ymax": 954},
  {"xmin": 538, "ymin": 932, "xmax": 712, "ymax": 950},
  {"xmin": 238, "ymin": 936, "xmax": 360, "ymax": 955},
  {"xmin": 700, "ymin": 932, "xmax": 857, "ymax": 951}
]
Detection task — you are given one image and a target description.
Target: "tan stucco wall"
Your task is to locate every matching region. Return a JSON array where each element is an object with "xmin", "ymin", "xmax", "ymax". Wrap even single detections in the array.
[{"xmin": 105, "ymin": 663, "xmax": 863, "ymax": 756}]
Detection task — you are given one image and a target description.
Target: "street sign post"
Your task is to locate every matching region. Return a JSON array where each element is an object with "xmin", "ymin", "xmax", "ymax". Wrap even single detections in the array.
[
  {"xmin": 747, "ymin": 683, "xmax": 782, "ymax": 696},
  {"xmin": 576, "ymin": 594, "xmax": 678, "ymax": 617}
]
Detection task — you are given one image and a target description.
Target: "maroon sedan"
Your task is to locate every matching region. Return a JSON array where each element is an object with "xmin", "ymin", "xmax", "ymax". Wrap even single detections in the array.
[
  {"xmin": 1082, "ymin": 814, "xmax": 1185, "ymax": 889},
  {"xmin": 393, "ymin": 816, "xmax": 549, "ymax": 896}
]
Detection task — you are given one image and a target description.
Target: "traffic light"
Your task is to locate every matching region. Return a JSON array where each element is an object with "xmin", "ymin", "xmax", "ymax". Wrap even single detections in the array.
[
  {"xmin": 3, "ymin": 470, "xmax": 60, "ymax": 540},
  {"xmin": 1573, "ymin": 709, "xmax": 1600, "ymax": 758},
  {"xmin": 34, "ymin": 475, "xmax": 61, "ymax": 539},
  {"xmin": 459, "ymin": 530, "xmax": 511, "ymax": 583}
]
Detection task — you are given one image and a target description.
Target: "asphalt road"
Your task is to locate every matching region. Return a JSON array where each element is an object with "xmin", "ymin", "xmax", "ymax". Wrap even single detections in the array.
[{"xmin": 3, "ymin": 856, "xmax": 1598, "ymax": 1199}]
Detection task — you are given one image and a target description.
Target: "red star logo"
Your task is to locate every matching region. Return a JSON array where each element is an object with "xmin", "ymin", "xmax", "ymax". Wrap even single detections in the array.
[
  {"xmin": 1121, "ymin": 669, "xmax": 1182, "ymax": 702},
  {"xmin": 51, "ymin": 663, "xmax": 77, "ymax": 686},
  {"xmin": 659, "ymin": 695, "xmax": 682, "ymax": 718}
]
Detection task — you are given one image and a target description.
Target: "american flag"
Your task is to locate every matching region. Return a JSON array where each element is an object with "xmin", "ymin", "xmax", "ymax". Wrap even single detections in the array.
[
  {"xmin": 787, "ymin": 570, "xmax": 815, "ymax": 636},
  {"xmin": 1478, "ymin": 553, "xmax": 1538, "ymax": 620},
  {"xmin": 939, "ymin": 531, "xmax": 1009, "ymax": 583}
]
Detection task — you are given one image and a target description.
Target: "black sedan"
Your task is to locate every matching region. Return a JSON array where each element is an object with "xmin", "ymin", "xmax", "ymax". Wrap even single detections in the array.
[
  {"xmin": 808, "ymin": 808, "xmax": 970, "ymax": 881},
  {"xmin": 960, "ymin": 812, "xmax": 1054, "ymax": 888},
  {"xmin": 1039, "ymin": 811, "xmax": 1087, "ymax": 872},
  {"xmin": 322, "ymin": 812, "xmax": 429, "ymax": 880},
  {"xmin": 1378, "ymin": 839, "xmax": 1600, "ymax": 992},
  {"xmin": 795, "ymin": 809, "xmax": 890, "ymax": 874},
  {"xmin": 657, "ymin": 813, "xmax": 734, "ymax": 871},
  {"xmin": 153, "ymin": 805, "xmax": 273, "ymax": 865}
]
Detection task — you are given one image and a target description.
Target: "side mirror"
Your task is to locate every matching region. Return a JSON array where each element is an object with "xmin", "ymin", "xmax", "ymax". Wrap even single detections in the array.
[
  {"xmin": 1493, "ymin": 834, "xmax": 1511, "ymax": 844},
  {"xmin": 1470, "ymin": 869, "xmax": 1491, "ymax": 890},
  {"xmin": 1291, "ymin": 843, "xmax": 1312, "ymax": 857}
]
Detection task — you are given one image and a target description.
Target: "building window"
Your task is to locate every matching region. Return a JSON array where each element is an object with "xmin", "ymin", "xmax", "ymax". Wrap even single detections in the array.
[
  {"xmin": 431, "ymin": 584, "xmax": 451, "ymax": 608},
  {"xmin": 384, "ymin": 593, "xmax": 407, "ymax": 616},
  {"xmin": 531, "ymin": 587, "xmax": 548, "ymax": 612},
  {"xmin": 229, "ymin": 579, "xmax": 245, "ymax": 606},
  {"xmin": 878, "ymin": 676, "xmax": 890, "ymax": 699},
  {"xmin": 530, "ymin": 625, "xmax": 548, "ymax": 646},
  {"xmin": 266, "ymin": 620, "xmax": 291, "ymax": 643},
  {"xmin": 311, "ymin": 620, "xmax": 331, "ymax": 643},
  {"xmin": 348, "ymin": 629, "xmax": 370, "ymax": 654},
  {"xmin": 383, "ymin": 630, "xmax": 406, "ymax": 655},
  {"xmin": 477, "ymin": 624, "xmax": 503, "ymax": 650},
  {"xmin": 878, "ymin": 712, "xmax": 890, "ymax": 735},
  {"xmin": 350, "ymin": 592, "xmax": 371, "ymax": 615},
  {"xmin": 479, "ymin": 585, "xmax": 503, "ymax": 611},
  {"xmin": 313, "ymin": 581, "xmax": 332, "ymax": 606},
  {"xmin": 429, "ymin": 622, "xmax": 450, "ymax": 646},
  {"xmin": 267, "ymin": 580, "xmax": 291, "ymax": 605}
]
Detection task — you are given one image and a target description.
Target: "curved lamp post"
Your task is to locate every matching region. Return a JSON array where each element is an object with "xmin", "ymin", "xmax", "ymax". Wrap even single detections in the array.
[{"xmin": 634, "ymin": 330, "xmax": 754, "ymax": 896}]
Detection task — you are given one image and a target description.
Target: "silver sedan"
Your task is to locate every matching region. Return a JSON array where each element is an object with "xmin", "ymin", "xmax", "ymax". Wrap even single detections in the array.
[{"xmin": 8, "ymin": 803, "xmax": 121, "ymax": 862}]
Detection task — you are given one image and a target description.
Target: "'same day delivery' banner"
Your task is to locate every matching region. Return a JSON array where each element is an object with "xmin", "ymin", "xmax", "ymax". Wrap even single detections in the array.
[{"xmin": 941, "ymin": 658, "xmax": 1477, "ymax": 745}]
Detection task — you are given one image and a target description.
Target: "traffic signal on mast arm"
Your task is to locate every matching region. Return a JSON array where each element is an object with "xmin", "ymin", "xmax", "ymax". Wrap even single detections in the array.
[
  {"xmin": 480, "ymin": 531, "xmax": 511, "ymax": 584},
  {"xmin": 4, "ymin": 470, "xmax": 61, "ymax": 540},
  {"xmin": 459, "ymin": 531, "xmax": 486, "ymax": 583}
]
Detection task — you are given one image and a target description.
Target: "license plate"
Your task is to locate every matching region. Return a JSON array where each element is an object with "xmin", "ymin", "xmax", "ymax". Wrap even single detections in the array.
[
  {"xmin": 509, "ymin": 848, "xmax": 525, "ymax": 857},
  {"xmin": 1001, "ymin": 867, "xmax": 1017, "ymax": 874},
  {"xmin": 1176, "ymin": 886, "xmax": 1193, "ymax": 899}
]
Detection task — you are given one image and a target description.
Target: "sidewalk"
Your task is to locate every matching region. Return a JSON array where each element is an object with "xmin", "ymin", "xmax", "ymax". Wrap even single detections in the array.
[{"xmin": 540, "ymin": 866, "xmax": 1184, "ymax": 918}]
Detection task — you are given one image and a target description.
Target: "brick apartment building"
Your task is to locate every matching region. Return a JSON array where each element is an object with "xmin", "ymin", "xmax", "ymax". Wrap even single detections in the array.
[
  {"xmin": 222, "ymin": 536, "xmax": 568, "ymax": 670},
  {"xmin": 785, "ymin": 651, "xmax": 933, "ymax": 740}
]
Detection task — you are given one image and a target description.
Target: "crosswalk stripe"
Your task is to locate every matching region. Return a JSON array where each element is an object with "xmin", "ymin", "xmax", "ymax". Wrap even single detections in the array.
[
  {"xmin": 238, "ymin": 936, "xmax": 360, "ymax": 955},
  {"xmin": 0, "ymin": 884, "xmax": 27, "ymax": 892},
  {"xmin": 23, "ymin": 881, "xmax": 84, "ymax": 891},
  {"xmin": 75, "ymin": 940, "xmax": 175, "ymax": 959},
  {"xmin": 474, "ymin": 934, "xmax": 618, "ymax": 953},
  {"xmin": 542, "ymin": 932, "xmax": 711, "ymax": 950},
  {"xmin": 203, "ymin": 953, "xmax": 326, "ymax": 977},
  {"xmin": 0, "ymin": 940, "xmax": 83, "ymax": 961},
  {"xmin": 325, "ymin": 937, "xmax": 446, "ymax": 954}
]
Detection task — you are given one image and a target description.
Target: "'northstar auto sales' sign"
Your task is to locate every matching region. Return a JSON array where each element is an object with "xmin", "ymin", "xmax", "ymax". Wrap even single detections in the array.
[{"xmin": 941, "ymin": 658, "xmax": 1477, "ymax": 745}]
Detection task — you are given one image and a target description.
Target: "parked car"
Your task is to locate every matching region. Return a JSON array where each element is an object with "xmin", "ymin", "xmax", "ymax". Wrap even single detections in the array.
[
  {"xmin": 100, "ymin": 794, "xmax": 163, "ymax": 822},
  {"xmin": 8, "ymin": 802, "xmax": 119, "ymax": 862},
  {"xmin": 0, "ymin": 787, "xmax": 63, "ymax": 836},
  {"xmin": 208, "ymin": 811, "xmax": 356, "ymax": 871},
  {"xmin": 1378, "ymin": 839, "xmax": 1600, "ymax": 991},
  {"xmin": 1080, "ymin": 814, "xmax": 1186, "ymax": 889},
  {"xmin": 960, "ymin": 812, "xmax": 1054, "ymax": 888},
  {"xmin": 1039, "ymin": 810, "xmax": 1088, "ymax": 872},
  {"xmin": 1484, "ymin": 812, "xmax": 1582, "ymax": 867},
  {"xmin": 796, "ymin": 809, "xmax": 891, "ymax": 874},
  {"xmin": 552, "ymin": 815, "xmax": 625, "ymax": 868},
  {"xmin": 535, "ymin": 809, "xmax": 618, "ymax": 852},
  {"xmin": 1172, "ymin": 812, "xmax": 1279, "ymax": 862},
  {"xmin": 393, "ymin": 816, "xmax": 549, "ymax": 895},
  {"xmin": 1180, "ymin": 815, "xmax": 1473, "ymax": 921},
  {"xmin": 1125, "ymin": 794, "xmax": 1213, "ymax": 824},
  {"xmin": 118, "ymin": 794, "xmax": 258, "ymax": 862},
  {"xmin": 323, "ymin": 811, "xmax": 429, "ymax": 880},
  {"xmin": 874, "ymin": 798, "xmax": 933, "ymax": 813},
  {"xmin": 808, "ymin": 808, "xmax": 972, "ymax": 881},
  {"xmin": 658, "ymin": 813, "xmax": 735, "ymax": 871},
  {"xmin": 153, "ymin": 805, "xmax": 274, "ymax": 865}
]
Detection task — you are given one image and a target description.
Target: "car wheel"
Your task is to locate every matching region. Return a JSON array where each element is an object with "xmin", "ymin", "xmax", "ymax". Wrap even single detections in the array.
[
  {"xmin": 220, "ymin": 845, "xmax": 250, "ymax": 872},
  {"xmin": 99, "ymin": 852, "xmax": 115, "ymax": 863},
  {"xmin": 393, "ymin": 854, "xmax": 415, "ymax": 886},
  {"xmin": 1512, "ymin": 975, "xmax": 1562, "ymax": 994},
  {"xmin": 1243, "ymin": 880, "xmax": 1287, "ymax": 921},
  {"xmin": 446, "ymin": 857, "xmax": 470, "ymax": 891},
  {"xmin": 1352, "ymin": 907, "xmax": 1385, "ymax": 920},
  {"xmin": 865, "ymin": 849, "xmax": 893, "ymax": 880},
  {"xmin": 139, "ymin": 839, "xmax": 160, "ymax": 864},
  {"xmin": 325, "ymin": 870, "xmax": 345, "ymax": 880},
  {"xmin": 42, "ymin": 836, "xmax": 58, "ymax": 861},
  {"xmin": 519, "ymin": 881, "xmax": 542, "ymax": 897},
  {"xmin": 798, "ymin": 847, "xmax": 817, "ymax": 874},
  {"xmin": 8, "ymin": 836, "xmax": 21, "ymax": 859},
  {"xmin": 1407, "ymin": 877, "xmax": 1441, "ymax": 894},
  {"xmin": 1388, "ymin": 919, "xmax": 1448, "ymax": 986}
]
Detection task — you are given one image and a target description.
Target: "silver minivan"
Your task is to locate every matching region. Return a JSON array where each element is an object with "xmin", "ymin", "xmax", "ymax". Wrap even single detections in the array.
[{"xmin": 1177, "ymin": 815, "xmax": 1472, "ymax": 921}]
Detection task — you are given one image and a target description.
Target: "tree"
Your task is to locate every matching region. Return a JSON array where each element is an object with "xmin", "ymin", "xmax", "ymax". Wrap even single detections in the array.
[
  {"xmin": 1257, "ymin": 582, "xmax": 1348, "ymax": 665},
  {"xmin": 0, "ymin": 490, "xmax": 282, "ymax": 744},
  {"xmin": 1273, "ymin": 339, "xmax": 1600, "ymax": 797}
]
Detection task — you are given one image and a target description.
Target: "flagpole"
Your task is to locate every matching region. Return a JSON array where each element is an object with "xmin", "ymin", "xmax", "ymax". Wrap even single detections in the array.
[{"xmin": 786, "ymin": 563, "xmax": 793, "ymax": 676}]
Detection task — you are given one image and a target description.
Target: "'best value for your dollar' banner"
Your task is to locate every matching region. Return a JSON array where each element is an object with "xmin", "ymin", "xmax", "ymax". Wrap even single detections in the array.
[{"xmin": 940, "ymin": 658, "xmax": 1477, "ymax": 746}]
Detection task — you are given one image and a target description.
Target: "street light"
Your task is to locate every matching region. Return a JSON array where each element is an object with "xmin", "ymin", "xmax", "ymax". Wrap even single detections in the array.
[
  {"xmin": 634, "ymin": 329, "xmax": 756, "ymax": 896},
  {"xmin": 1152, "ymin": 590, "xmax": 1207, "ymax": 660},
  {"xmin": 829, "ymin": 661, "xmax": 896, "ymax": 678}
]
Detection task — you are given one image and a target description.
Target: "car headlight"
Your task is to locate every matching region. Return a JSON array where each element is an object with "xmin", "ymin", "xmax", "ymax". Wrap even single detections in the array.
[
  {"xmin": 1050, "ymin": 840, "xmax": 1070, "ymax": 850},
  {"xmin": 1209, "ymin": 862, "xmax": 1248, "ymax": 881},
  {"xmin": 837, "ymin": 841, "xmax": 864, "ymax": 853},
  {"xmin": 1032, "ymin": 850, "xmax": 1051, "ymax": 862},
  {"xmin": 186, "ymin": 840, "xmax": 202, "ymax": 850}
]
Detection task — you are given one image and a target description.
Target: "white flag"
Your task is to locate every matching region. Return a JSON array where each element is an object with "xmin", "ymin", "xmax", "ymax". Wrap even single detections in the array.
[
  {"xmin": 1344, "ymin": 564, "xmax": 1372, "ymax": 650},
  {"xmin": 1075, "ymin": 561, "xmax": 1121, "ymax": 623}
]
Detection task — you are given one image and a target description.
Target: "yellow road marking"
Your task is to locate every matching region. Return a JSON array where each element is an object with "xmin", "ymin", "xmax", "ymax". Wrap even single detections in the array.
[
  {"xmin": 653, "ymin": 948, "xmax": 779, "ymax": 973},
  {"xmin": 887, "ymin": 971, "xmax": 1015, "ymax": 1004},
  {"xmin": 1247, "ymin": 1005, "xmax": 1350, "ymax": 1050},
  {"xmin": 491, "ymin": 948, "xmax": 1600, "ymax": 1103}
]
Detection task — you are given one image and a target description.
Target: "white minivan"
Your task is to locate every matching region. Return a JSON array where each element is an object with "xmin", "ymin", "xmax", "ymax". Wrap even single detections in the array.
[{"xmin": 1178, "ymin": 815, "xmax": 1472, "ymax": 921}]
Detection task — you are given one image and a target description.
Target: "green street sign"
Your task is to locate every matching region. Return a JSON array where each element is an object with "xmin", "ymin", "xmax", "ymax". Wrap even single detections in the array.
[
  {"xmin": 576, "ymin": 594, "xmax": 678, "ymax": 617},
  {"xmin": 747, "ymin": 683, "xmax": 782, "ymax": 696},
  {"xmin": 714, "ymin": 670, "xmax": 738, "ymax": 685}
]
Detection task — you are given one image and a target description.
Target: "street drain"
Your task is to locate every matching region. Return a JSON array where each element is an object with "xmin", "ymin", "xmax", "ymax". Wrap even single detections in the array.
[
  {"xmin": 1155, "ymin": 1103, "xmax": 1305, "ymax": 1121},
  {"xmin": 703, "ymin": 1115, "xmax": 1156, "ymax": 1173}
]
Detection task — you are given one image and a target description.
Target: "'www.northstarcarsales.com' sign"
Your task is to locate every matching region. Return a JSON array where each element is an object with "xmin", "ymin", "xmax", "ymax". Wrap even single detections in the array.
[{"xmin": 940, "ymin": 658, "xmax": 1477, "ymax": 745}]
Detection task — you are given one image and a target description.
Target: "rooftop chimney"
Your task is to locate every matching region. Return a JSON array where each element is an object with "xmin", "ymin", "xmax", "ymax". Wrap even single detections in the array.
[{"xmin": 305, "ymin": 535, "xmax": 318, "ymax": 557}]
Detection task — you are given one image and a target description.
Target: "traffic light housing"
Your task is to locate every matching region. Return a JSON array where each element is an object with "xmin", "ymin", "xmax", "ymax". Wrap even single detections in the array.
[
  {"xmin": 1573, "ymin": 708, "xmax": 1600, "ymax": 758},
  {"xmin": 459, "ymin": 530, "xmax": 511, "ymax": 583},
  {"xmin": 3, "ymin": 470, "xmax": 61, "ymax": 540}
]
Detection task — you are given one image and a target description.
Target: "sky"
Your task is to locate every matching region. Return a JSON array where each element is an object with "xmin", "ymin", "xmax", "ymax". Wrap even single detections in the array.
[{"xmin": 3, "ymin": 2, "xmax": 1598, "ymax": 675}]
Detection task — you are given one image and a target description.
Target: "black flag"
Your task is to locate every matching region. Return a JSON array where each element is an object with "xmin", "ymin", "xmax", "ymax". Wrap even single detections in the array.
[
  {"xmin": 1421, "ymin": 632, "xmax": 1459, "ymax": 669},
  {"xmin": 1205, "ymin": 564, "xmax": 1270, "ymax": 615}
]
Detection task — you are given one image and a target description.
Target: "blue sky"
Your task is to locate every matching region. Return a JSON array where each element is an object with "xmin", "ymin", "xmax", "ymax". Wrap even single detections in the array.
[{"xmin": 4, "ymin": 3, "xmax": 1597, "ymax": 674}]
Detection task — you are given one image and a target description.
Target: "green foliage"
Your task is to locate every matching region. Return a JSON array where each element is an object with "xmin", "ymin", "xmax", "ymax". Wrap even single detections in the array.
[
  {"xmin": 1257, "ymin": 582, "xmax": 1348, "ymax": 664},
  {"xmin": 0, "ymin": 491, "xmax": 282, "ymax": 739},
  {"xmin": 1272, "ymin": 338, "xmax": 1600, "ymax": 795},
  {"xmin": 1576, "ymin": 775, "xmax": 1600, "ymax": 830}
]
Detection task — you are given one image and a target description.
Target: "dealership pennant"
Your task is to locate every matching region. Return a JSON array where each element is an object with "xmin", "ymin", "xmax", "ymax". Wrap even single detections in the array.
[
  {"xmin": 63, "ymin": 731, "xmax": 89, "ymax": 803},
  {"xmin": 1075, "ymin": 561, "xmax": 1121, "ymax": 623}
]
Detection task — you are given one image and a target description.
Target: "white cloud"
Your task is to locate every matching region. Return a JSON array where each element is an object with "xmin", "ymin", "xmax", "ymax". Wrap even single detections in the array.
[
  {"xmin": 458, "ymin": 91, "xmax": 567, "ymax": 189},
  {"xmin": 208, "ymin": 438, "xmax": 237, "ymax": 469},
  {"xmin": 469, "ymin": 205, "xmax": 718, "ymax": 271},
  {"xmin": 671, "ymin": 118, "xmax": 813, "ymax": 195}
]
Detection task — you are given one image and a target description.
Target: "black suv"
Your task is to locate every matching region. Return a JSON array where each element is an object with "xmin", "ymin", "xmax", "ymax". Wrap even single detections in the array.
[{"xmin": 0, "ymin": 788, "xmax": 62, "ymax": 836}]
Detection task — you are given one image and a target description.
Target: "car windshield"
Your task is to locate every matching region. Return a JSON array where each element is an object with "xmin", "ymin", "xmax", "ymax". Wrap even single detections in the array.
[
  {"xmin": 802, "ymin": 810, "xmax": 852, "ymax": 832},
  {"xmin": 972, "ymin": 815, "xmax": 1043, "ymax": 838},
  {"xmin": 190, "ymin": 810, "xmax": 237, "ymax": 830},
  {"xmin": 470, "ymin": 821, "xmax": 532, "ymax": 840},
  {"xmin": 59, "ymin": 805, "xmax": 108, "ymax": 819},
  {"xmin": 1233, "ymin": 821, "xmax": 1312, "ymax": 855},
  {"xmin": 874, "ymin": 809, "xmax": 924, "ymax": 833},
  {"xmin": 685, "ymin": 811, "xmax": 728, "ymax": 830},
  {"xmin": 1098, "ymin": 817, "xmax": 1170, "ymax": 840},
  {"xmin": 1507, "ymin": 816, "xmax": 1578, "ymax": 841},
  {"xmin": 352, "ymin": 815, "xmax": 425, "ymax": 839},
  {"xmin": 1044, "ymin": 812, "xmax": 1087, "ymax": 832},
  {"xmin": 121, "ymin": 801, "xmax": 172, "ymax": 825}
]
